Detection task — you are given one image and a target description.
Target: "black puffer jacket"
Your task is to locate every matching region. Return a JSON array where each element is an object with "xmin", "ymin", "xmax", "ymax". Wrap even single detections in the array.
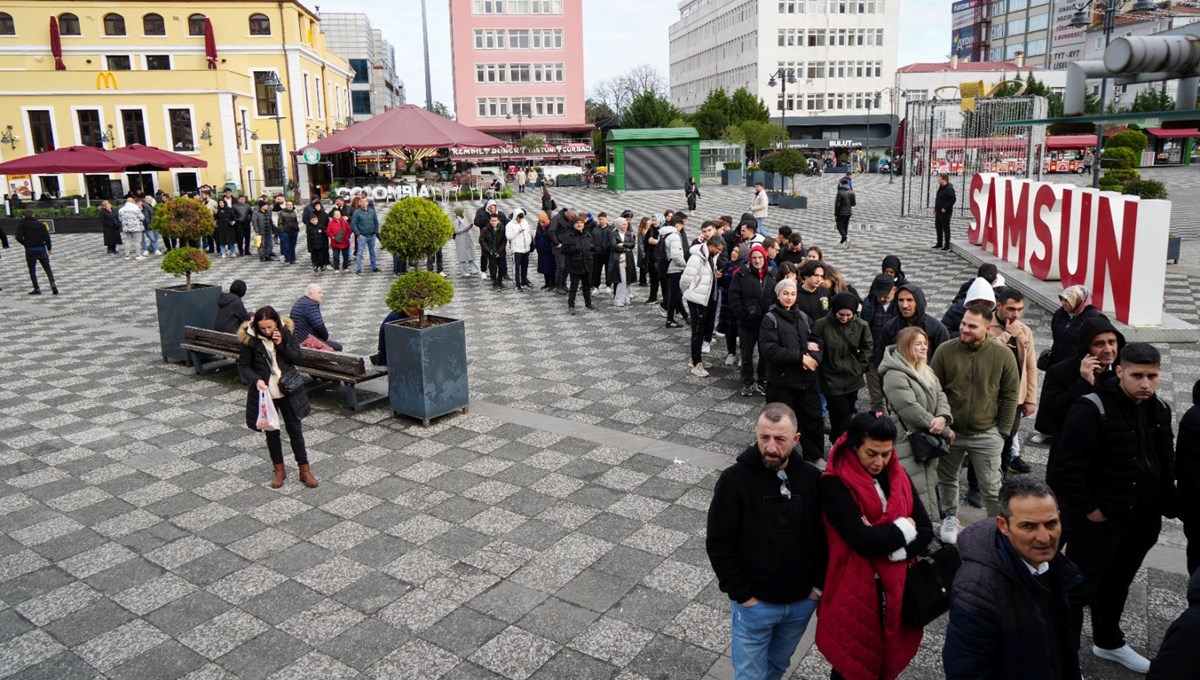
[
  {"xmin": 873, "ymin": 283, "xmax": 950, "ymax": 366},
  {"xmin": 215, "ymin": 292, "xmax": 250, "ymax": 334},
  {"xmin": 728, "ymin": 265, "xmax": 773, "ymax": 326},
  {"xmin": 1048, "ymin": 373, "xmax": 1177, "ymax": 520},
  {"xmin": 759, "ymin": 304, "xmax": 823, "ymax": 390},
  {"xmin": 1176, "ymin": 381, "xmax": 1200, "ymax": 529},
  {"xmin": 236, "ymin": 318, "xmax": 310, "ymax": 430},
  {"xmin": 559, "ymin": 227, "xmax": 595, "ymax": 275},
  {"xmin": 1034, "ymin": 316, "xmax": 1125, "ymax": 436},
  {"xmin": 1149, "ymin": 568, "xmax": 1200, "ymax": 679}
]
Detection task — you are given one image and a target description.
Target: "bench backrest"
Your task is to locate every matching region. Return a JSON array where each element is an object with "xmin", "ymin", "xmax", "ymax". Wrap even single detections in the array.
[{"xmin": 183, "ymin": 325, "xmax": 368, "ymax": 376}]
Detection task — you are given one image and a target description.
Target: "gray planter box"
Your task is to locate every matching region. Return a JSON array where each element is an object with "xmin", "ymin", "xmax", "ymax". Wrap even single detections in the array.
[
  {"xmin": 1168, "ymin": 236, "xmax": 1182, "ymax": 264},
  {"xmin": 721, "ymin": 169, "xmax": 743, "ymax": 185},
  {"xmin": 156, "ymin": 284, "xmax": 220, "ymax": 363},
  {"xmin": 824, "ymin": 165, "xmax": 852, "ymax": 174},
  {"xmin": 554, "ymin": 177, "xmax": 581, "ymax": 187},
  {"xmin": 385, "ymin": 316, "xmax": 469, "ymax": 426},
  {"xmin": 779, "ymin": 196, "xmax": 808, "ymax": 209},
  {"xmin": 767, "ymin": 192, "xmax": 782, "ymax": 206}
]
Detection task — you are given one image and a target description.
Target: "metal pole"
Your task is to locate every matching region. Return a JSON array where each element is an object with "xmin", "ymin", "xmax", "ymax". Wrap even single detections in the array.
[
  {"xmin": 275, "ymin": 98, "xmax": 286, "ymax": 196},
  {"xmin": 866, "ymin": 102, "xmax": 871, "ymax": 170},
  {"xmin": 1092, "ymin": 5, "xmax": 1115, "ymax": 189},
  {"xmin": 420, "ymin": 0, "xmax": 434, "ymax": 112},
  {"xmin": 780, "ymin": 77, "xmax": 787, "ymax": 150}
]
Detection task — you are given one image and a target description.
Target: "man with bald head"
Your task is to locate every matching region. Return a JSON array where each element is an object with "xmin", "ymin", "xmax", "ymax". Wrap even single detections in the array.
[{"xmin": 290, "ymin": 283, "xmax": 342, "ymax": 351}]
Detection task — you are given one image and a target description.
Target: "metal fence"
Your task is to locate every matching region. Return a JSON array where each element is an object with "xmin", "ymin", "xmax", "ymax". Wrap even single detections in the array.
[{"xmin": 899, "ymin": 95, "xmax": 1048, "ymax": 218}]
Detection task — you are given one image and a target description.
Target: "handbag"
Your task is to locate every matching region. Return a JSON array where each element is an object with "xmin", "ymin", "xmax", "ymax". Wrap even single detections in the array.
[
  {"xmin": 902, "ymin": 544, "xmax": 962, "ymax": 628},
  {"xmin": 279, "ymin": 368, "xmax": 305, "ymax": 396},
  {"xmin": 1036, "ymin": 348, "xmax": 1053, "ymax": 371},
  {"xmin": 910, "ymin": 430, "xmax": 951, "ymax": 464}
]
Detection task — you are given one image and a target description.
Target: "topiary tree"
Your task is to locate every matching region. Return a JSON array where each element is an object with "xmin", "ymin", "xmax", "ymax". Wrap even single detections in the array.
[
  {"xmin": 150, "ymin": 196, "xmax": 215, "ymax": 289},
  {"xmin": 1101, "ymin": 146, "xmax": 1137, "ymax": 169},
  {"xmin": 1107, "ymin": 129, "xmax": 1149, "ymax": 155},
  {"xmin": 760, "ymin": 149, "xmax": 807, "ymax": 195},
  {"xmin": 379, "ymin": 197, "xmax": 455, "ymax": 326}
]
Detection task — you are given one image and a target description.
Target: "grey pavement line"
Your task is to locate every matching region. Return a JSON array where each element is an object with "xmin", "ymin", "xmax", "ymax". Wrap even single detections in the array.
[{"xmin": 469, "ymin": 401, "xmax": 732, "ymax": 470}]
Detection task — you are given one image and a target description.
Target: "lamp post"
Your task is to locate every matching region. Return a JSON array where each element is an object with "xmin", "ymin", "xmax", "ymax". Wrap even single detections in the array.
[
  {"xmin": 767, "ymin": 68, "xmax": 797, "ymax": 150},
  {"xmin": 1071, "ymin": 0, "xmax": 1157, "ymax": 188},
  {"xmin": 263, "ymin": 72, "xmax": 288, "ymax": 194}
]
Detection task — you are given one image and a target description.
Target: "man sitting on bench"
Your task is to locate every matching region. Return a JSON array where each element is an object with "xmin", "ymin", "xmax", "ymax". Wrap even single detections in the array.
[
  {"xmin": 215, "ymin": 279, "xmax": 252, "ymax": 334},
  {"xmin": 368, "ymin": 308, "xmax": 415, "ymax": 366},
  {"xmin": 290, "ymin": 284, "xmax": 343, "ymax": 351}
]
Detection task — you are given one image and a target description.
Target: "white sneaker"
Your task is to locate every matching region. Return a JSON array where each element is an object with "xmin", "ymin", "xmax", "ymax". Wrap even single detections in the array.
[
  {"xmin": 1092, "ymin": 645, "xmax": 1150, "ymax": 673},
  {"xmin": 939, "ymin": 516, "xmax": 962, "ymax": 544},
  {"xmin": 124, "ymin": 255, "xmax": 131, "ymax": 260},
  {"xmin": 481, "ymin": 272, "xmax": 488, "ymax": 279},
  {"xmin": 701, "ymin": 341, "xmax": 711, "ymax": 355},
  {"xmin": 135, "ymin": 255, "xmax": 146, "ymax": 261},
  {"xmin": 690, "ymin": 363, "xmax": 710, "ymax": 377},
  {"xmin": 142, "ymin": 250, "xmax": 149, "ymax": 257},
  {"xmin": 1030, "ymin": 433, "xmax": 1052, "ymax": 444},
  {"xmin": 156, "ymin": 249, "xmax": 163, "ymax": 255},
  {"xmin": 724, "ymin": 353, "xmax": 737, "ymax": 366}
]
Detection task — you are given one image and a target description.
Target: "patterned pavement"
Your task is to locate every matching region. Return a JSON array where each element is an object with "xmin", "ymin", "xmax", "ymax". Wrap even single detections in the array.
[{"xmin": 0, "ymin": 171, "xmax": 1195, "ymax": 679}]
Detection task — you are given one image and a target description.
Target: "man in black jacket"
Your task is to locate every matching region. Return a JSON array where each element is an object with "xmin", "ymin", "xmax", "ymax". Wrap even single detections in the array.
[
  {"xmin": 1048, "ymin": 343, "xmax": 1178, "ymax": 674},
  {"xmin": 874, "ymin": 283, "xmax": 949, "ymax": 367},
  {"xmin": 560, "ymin": 215, "xmax": 596, "ymax": 314},
  {"xmin": 473, "ymin": 200, "xmax": 507, "ymax": 278},
  {"xmin": 1034, "ymin": 316, "xmax": 1124, "ymax": 440},
  {"xmin": 549, "ymin": 207, "xmax": 575, "ymax": 294},
  {"xmin": 215, "ymin": 280, "xmax": 251, "ymax": 334},
  {"xmin": 1176, "ymin": 378, "xmax": 1200, "ymax": 576},
  {"xmin": 934, "ymin": 173, "xmax": 956, "ymax": 250},
  {"xmin": 706, "ymin": 402, "xmax": 826, "ymax": 680},
  {"xmin": 15, "ymin": 210, "xmax": 56, "ymax": 295}
]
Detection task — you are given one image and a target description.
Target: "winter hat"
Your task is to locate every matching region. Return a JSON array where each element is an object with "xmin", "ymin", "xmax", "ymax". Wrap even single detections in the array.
[
  {"xmin": 832, "ymin": 292, "xmax": 858, "ymax": 313},
  {"xmin": 869, "ymin": 273, "xmax": 897, "ymax": 298},
  {"xmin": 775, "ymin": 278, "xmax": 798, "ymax": 297},
  {"xmin": 881, "ymin": 255, "xmax": 904, "ymax": 279},
  {"xmin": 965, "ymin": 277, "xmax": 997, "ymax": 306},
  {"xmin": 1059, "ymin": 285, "xmax": 1092, "ymax": 313},
  {"xmin": 229, "ymin": 280, "xmax": 247, "ymax": 298}
]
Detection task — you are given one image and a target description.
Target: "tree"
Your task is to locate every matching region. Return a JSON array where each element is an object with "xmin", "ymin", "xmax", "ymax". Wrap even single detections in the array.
[
  {"xmin": 729, "ymin": 87, "xmax": 771, "ymax": 124},
  {"xmin": 589, "ymin": 64, "xmax": 669, "ymax": 114},
  {"xmin": 520, "ymin": 134, "xmax": 547, "ymax": 153},
  {"xmin": 722, "ymin": 120, "xmax": 781, "ymax": 163},
  {"xmin": 380, "ymin": 197, "xmax": 455, "ymax": 327},
  {"xmin": 691, "ymin": 88, "xmax": 732, "ymax": 139},
  {"xmin": 622, "ymin": 91, "xmax": 682, "ymax": 129},
  {"xmin": 430, "ymin": 101, "xmax": 453, "ymax": 119},
  {"xmin": 152, "ymin": 197, "xmax": 214, "ymax": 289},
  {"xmin": 585, "ymin": 98, "xmax": 616, "ymax": 124},
  {"xmin": 1130, "ymin": 86, "xmax": 1174, "ymax": 113},
  {"xmin": 759, "ymin": 149, "xmax": 807, "ymax": 195}
]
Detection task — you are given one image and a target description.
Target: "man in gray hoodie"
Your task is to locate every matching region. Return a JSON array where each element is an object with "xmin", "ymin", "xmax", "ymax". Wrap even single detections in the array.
[{"xmin": 661, "ymin": 218, "xmax": 688, "ymax": 328}]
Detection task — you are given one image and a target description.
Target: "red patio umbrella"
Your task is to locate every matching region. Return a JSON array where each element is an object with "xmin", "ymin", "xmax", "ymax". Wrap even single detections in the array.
[
  {"xmin": 0, "ymin": 145, "xmax": 126, "ymax": 174},
  {"xmin": 204, "ymin": 18, "xmax": 217, "ymax": 70},
  {"xmin": 109, "ymin": 144, "xmax": 208, "ymax": 170},
  {"xmin": 50, "ymin": 16, "xmax": 65, "ymax": 71},
  {"xmin": 301, "ymin": 105, "xmax": 505, "ymax": 155}
]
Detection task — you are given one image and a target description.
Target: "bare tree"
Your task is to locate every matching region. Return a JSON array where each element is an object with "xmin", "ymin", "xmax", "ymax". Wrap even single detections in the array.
[
  {"xmin": 623, "ymin": 64, "xmax": 668, "ymax": 97},
  {"xmin": 589, "ymin": 65, "xmax": 668, "ymax": 114}
]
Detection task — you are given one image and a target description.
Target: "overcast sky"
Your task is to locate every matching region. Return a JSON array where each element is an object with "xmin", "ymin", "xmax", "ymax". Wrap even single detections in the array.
[{"xmin": 314, "ymin": 0, "xmax": 953, "ymax": 113}]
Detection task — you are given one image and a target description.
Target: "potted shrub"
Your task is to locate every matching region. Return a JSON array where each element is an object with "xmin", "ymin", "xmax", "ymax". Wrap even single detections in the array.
[
  {"xmin": 868, "ymin": 152, "xmax": 881, "ymax": 173},
  {"xmin": 745, "ymin": 164, "xmax": 766, "ymax": 187},
  {"xmin": 152, "ymin": 197, "xmax": 219, "ymax": 363},
  {"xmin": 761, "ymin": 149, "xmax": 807, "ymax": 208},
  {"xmin": 379, "ymin": 198, "xmax": 467, "ymax": 426},
  {"xmin": 721, "ymin": 161, "xmax": 744, "ymax": 186},
  {"xmin": 554, "ymin": 173, "xmax": 582, "ymax": 187}
]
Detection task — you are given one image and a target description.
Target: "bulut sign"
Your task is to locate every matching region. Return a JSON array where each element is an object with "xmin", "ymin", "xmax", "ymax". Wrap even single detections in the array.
[{"xmin": 968, "ymin": 172, "xmax": 1170, "ymax": 326}]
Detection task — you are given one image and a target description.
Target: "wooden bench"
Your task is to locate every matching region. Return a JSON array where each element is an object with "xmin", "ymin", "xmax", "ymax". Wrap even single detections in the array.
[{"xmin": 180, "ymin": 326, "xmax": 388, "ymax": 411}]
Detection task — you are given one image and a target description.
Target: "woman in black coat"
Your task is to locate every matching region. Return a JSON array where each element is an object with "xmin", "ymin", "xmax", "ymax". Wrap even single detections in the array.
[
  {"xmin": 759, "ymin": 278, "xmax": 825, "ymax": 462},
  {"xmin": 215, "ymin": 199, "xmax": 237, "ymax": 258},
  {"xmin": 100, "ymin": 200, "xmax": 121, "ymax": 254},
  {"xmin": 639, "ymin": 217, "xmax": 660, "ymax": 299},
  {"xmin": 237, "ymin": 306, "xmax": 317, "ymax": 488},
  {"xmin": 534, "ymin": 212, "xmax": 557, "ymax": 289},
  {"xmin": 541, "ymin": 186, "xmax": 556, "ymax": 214},
  {"xmin": 305, "ymin": 213, "xmax": 330, "ymax": 272}
]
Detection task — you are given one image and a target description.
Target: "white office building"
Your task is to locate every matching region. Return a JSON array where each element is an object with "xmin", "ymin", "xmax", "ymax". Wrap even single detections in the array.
[
  {"xmin": 320, "ymin": 13, "xmax": 405, "ymax": 124},
  {"xmin": 669, "ymin": 0, "xmax": 900, "ymax": 154}
]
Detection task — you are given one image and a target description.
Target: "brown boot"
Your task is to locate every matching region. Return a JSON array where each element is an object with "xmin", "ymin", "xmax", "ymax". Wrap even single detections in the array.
[
  {"xmin": 298, "ymin": 463, "xmax": 319, "ymax": 488},
  {"xmin": 270, "ymin": 463, "xmax": 286, "ymax": 488}
]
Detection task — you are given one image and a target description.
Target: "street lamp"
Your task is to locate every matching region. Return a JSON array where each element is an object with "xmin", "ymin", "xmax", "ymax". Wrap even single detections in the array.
[
  {"xmin": 506, "ymin": 104, "xmax": 529, "ymax": 142},
  {"xmin": 767, "ymin": 68, "xmax": 797, "ymax": 149},
  {"xmin": 1070, "ymin": 0, "xmax": 1158, "ymax": 188},
  {"xmin": 262, "ymin": 72, "xmax": 288, "ymax": 194}
]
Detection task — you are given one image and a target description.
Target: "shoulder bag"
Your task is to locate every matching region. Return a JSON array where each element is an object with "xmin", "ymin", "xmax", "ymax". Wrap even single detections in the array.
[
  {"xmin": 902, "ymin": 544, "xmax": 962, "ymax": 627},
  {"xmin": 887, "ymin": 395, "xmax": 951, "ymax": 464},
  {"xmin": 279, "ymin": 368, "xmax": 306, "ymax": 396}
]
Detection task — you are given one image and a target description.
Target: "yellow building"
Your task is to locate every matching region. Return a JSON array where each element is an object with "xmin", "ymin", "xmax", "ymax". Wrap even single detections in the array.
[{"xmin": 0, "ymin": 0, "xmax": 352, "ymax": 199}]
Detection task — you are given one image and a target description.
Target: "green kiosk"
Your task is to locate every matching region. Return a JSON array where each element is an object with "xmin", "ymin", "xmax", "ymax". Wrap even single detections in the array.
[{"xmin": 605, "ymin": 127, "xmax": 702, "ymax": 192}]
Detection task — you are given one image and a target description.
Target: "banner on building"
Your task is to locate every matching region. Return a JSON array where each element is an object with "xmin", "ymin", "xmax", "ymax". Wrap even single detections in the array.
[
  {"xmin": 952, "ymin": 26, "xmax": 977, "ymax": 57},
  {"xmin": 1051, "ymin": 0, "xmax": 1092, "ymax": 70},
  {"xmin": 952, "ymin": 0, "xmax": 979, "ymax": 29}
]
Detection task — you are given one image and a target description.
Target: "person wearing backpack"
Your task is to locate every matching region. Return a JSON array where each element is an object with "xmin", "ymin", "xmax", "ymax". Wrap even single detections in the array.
[{"xmin": 326, "ymin": 208, "xmax": 352, "ymax": 271}]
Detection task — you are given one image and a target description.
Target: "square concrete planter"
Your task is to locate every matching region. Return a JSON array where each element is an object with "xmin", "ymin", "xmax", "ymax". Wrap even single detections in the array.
[
  {"xmin": 156, "ymin": 284, "xmax": 220, "ymax": 363},
  {"xmin": 779, "ymin": 196, "xmax": 808, "ymax": 209},
  {"xmin": 385, "ymin": 316, "xmax": 469, "ymax": 426}
]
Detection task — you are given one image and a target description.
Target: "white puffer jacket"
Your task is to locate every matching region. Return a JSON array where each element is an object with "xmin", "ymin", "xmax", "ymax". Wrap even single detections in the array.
[
  {"xmin": 506, "ymin": 215, "xmax": 533, "ymax": 254},
  {"xmin": 680, "ymin": 243, "xmax": 717, "ymax": 306}
]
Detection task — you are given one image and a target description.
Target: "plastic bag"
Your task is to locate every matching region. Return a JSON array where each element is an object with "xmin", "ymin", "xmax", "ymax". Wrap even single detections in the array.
[
  {"xmin": 256, "ymin": 391, "xmax": 280, "ymax": 431},
  {"xmin": 252, "ymin": 233, "xmax": 263, "ymax": 249}
]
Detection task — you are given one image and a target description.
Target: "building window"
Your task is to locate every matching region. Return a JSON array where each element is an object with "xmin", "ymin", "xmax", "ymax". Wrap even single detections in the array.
[
  {"xmin": 77, "ymin": 110, "xmax": 104, "ymax": 148},
  {"xmin": 106, "ymin": 55, "xmax": 132, "ymax": 71},
  {"xmin": 1007, "ymin": 17, "xmax": 1025, "ymax": 36},
  {"xmin": 121, "ymin": 110, "xmax": 147, "ymax": 145},
  {"xmin": 168, "ymin": 109, "xmax": 194, "ymax": 151},
  {"xmin": 350, "ymin": 59, "xmax": 369, "ymax": 84},
  {"xmin": 303, "ymin": 74, "xmax": 312, "ymax": 118},
  {"xmin": 261, "ymin": 144, "xmax": 283, "ymax": 186},
  {"xmin": 254, "ymin": 72, "xmax": 280, "ymax": 117},
  {"xmin": 146, "ymin": 55, "xmax": 170, "ymax": 70},
  {"xmin": 352, "ymin": 91, "xmax": 371, "ymax": 115},
  {"xmin": 176, "ymin": 172, "xmax": 199, "ymax": 193},
  {"xmin": 27, "ymin": 111, "xmax": 54, "ymax": 153},
  {"xmin": 1027, "ymin": 12, "xmax": 1048, "ymax": 32},
  {"xmin": 58, "ymin": 13, "xmax": 80, "ymax": 35},
  {"xmin": 1026, "ymin": 38, "xmax": 1047, "ymax": 56},
  {"xmin": 142, "ymin": 13, "xmax": 165, "ymax": 36},
  {"xmin": 249, "ymin": 14, "xmax": 271, "ymax": 36},
  {"xmin": 188, "ymin": 14, "xmax": 207, "ymax": 36},
  {"xmin": 0, "ymin": 13, "xmax": 13, "ymax": 36},
  {"xmin": 103, "ymin": 13, "xmax": 125, "ymax": 36}
]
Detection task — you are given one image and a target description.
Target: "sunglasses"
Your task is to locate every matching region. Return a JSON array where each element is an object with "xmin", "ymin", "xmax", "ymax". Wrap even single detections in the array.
[{"xmin": 777, "ymin": 469, "xmax": 792, "ymax": 500}]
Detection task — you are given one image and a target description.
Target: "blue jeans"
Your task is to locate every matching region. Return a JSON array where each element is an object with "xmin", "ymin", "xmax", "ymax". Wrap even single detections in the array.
[
  {"xmin": 356, "ymin": 234, "xmax": 377, "ymax": 271},
  {"xmin": 279, "ymin": 231, "xmax": 297, "ymax": 263},
  {"xmin": 730, "ymin": 598, "xmax": 817, "ymax": 680},
  {"xmin": 756, "ymin": 218, "xmax": 766, "ymax": 236},
  {"xmin": 141, "ymin": 229, "xmax": 159, "ymax": 253}
]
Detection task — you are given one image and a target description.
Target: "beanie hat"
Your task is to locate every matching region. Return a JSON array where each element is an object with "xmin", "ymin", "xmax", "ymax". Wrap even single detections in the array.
[
  {"xmin": 832, "ymin": 292, "xmax": 858, "ymax": 313},
  {"xmin": 775, "ymin": 278, "xmax": 797, "ymax": 296}
]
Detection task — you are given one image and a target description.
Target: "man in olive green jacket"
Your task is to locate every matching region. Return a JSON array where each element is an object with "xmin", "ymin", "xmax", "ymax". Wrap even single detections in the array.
[{"xmin": 930, "ymin": 303, "xmax": 1020, "ymax": 542}]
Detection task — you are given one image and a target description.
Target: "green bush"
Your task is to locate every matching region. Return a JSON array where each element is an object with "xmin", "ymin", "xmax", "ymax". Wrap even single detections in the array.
[
  {"xmin": 723, "ymin": 161, "xmax": 743, "ymax": 170},
  {"xmin": 1101, "ymin": 146, "xmax": 1137, "ymax": 169},
  {"xmin": 1122, "ymin": 178, "xmax": 1168, "ymax": 199},
  {"xmin": 151, "ymin": 196, "xmax": 214, "ymax": 241},
  {"xmin": 379, "ymin": 197, "xmax": 455, "ymax": 325},
  {"xmin": 1102, "ymin": 168, "xmax": 1140, "ymax": 187},
  {"xmin": 160, "ymin": 247, "xmax": 211, "ymax": 290},
  {"xmin": 1107, "ymin": 129, "xmax": 1149, "ymax": 154},
  {"xmin": 386, "ymin": 270, "xmax": 454, "ymax": 325}
]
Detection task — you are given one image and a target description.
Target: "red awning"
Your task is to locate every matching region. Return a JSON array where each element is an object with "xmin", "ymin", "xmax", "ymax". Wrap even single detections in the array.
[
  {"xmin": 1145, "ymin": 127, "xmax": 1200, "ymax": 139},
  {"xmin": 299, "ymin": 105, "xmax": 505, "ymax": 155},
  {"xmin": 50, "ymin": 16, "xmax": 65, "ymax": 71},
  {"xmin": 109, "ymin": 144, "xmax": 208, "ymax": 170},
  {"xmin": 204, "ymin": 18, "xmax": 217, "ymax": 70},
  {"xmin": 0, "ymin": 145, "xmax": 127, "ymax": 174},
  {"xmin": 1046, "ymin": 135, "xmax": 1098, "ymax": 149}
]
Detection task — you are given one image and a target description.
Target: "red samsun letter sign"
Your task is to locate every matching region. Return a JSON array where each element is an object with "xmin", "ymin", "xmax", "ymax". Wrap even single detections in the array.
[{"xmin": 968, "ymin": 173, "xmax": 1170, "ymax": 326}]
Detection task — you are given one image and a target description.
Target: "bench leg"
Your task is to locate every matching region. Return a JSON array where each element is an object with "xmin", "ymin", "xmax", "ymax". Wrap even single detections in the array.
[
  {"xmin": 343, "ymin": 383, "xmax": 361, "ymax": 411},
  {"xmin": 188, "ymin": 350, "xmax": 207, "ymax": 375}
]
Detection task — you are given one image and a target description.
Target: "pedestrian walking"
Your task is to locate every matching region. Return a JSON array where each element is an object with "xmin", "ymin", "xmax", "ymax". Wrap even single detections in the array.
[
  {"xmin": 215, "ymin": 199, "xmax": 237, "ymax": 258},
  {"xmin": 351, "ymin": 198, "xmax": 380, "ymax": 273},
  {"xmin": 751, "ymin": 182, "xmax": 769, "ymax": 235},
  {"xmin": 233, "ymin": 195, "xmax": 253, "ymax": 256},
  {"xmin": 15, "ymin": 209, "xmax": 57, "ymax": 295},
  {"xmin": 306, "ymin": 212, "xmax": 330, "ymax": 273},
  {"xmin": 100, "ymin": 200, "xmax": 121, "ymax": 255},
  {"xmin": 326, "ymin": 208, "xmax": 352, "ymax": 271},
  {"xmin": 681, "ymin": 237, "xmax": 725, "ymax": 376},
  {"xmin": 277, "ymin": 201, "xmax": 300, "ymax": 264},
  {"xmin": 560, "ymin": 215, "xmax": 596, "ymax": 314},
  {"xmin": 452, "ymin": 207, "xmax": 480, "ymax": 278},
  {"xmin": 706, "ymin": 402, "xmax": 827, "ymax": 680},
  {"xmin": 834, "ymin": 177, "xmax": 855, "ymax": 246},
  {"xmin": 660, "ymin": 216, "xmax": 689, "ymax": 328},
  {"xmin": 516, "ymin": 166, "xmax": 527, "ymax": 193},
  {"xmin": 481, "ymin": 213, "xmax": 507, "ymax": 291},
  {"xmin": 118, "ymin": 197, "xmax": 145, "ymax": 260},
  {"xmin": 474, "ymin": 199, "xmax": 506, "ymax": 278},
  {"xmin": 685, "ymin": 177, "xmax": 701, "ymax": 211},
  {"xmin": 237, "ymin": 307, "xmax": 318, "ymax": 489},
  {"xmin": 934, "ymin": 173, "xmax": 956, "ymax": 250}
]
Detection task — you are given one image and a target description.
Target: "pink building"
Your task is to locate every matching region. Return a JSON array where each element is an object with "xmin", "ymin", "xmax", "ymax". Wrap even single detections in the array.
[{"xmin": 448, "ymin": 0, "xmax": 592, "ymax": 164}]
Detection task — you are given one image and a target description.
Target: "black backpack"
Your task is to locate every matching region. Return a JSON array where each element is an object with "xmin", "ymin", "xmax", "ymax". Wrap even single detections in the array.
[{"xmin": 656, "ymin": 230, "xmax": 674, "ymax": 274}]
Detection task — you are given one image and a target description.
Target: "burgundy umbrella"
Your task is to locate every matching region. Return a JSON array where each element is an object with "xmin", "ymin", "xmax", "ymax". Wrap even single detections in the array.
[
  {"xmin": 109, "ymin": 144, "xmax": 208, "ymax": 170},
  {"xmin": 0, "ymin": 146, "xmax": 127, "ymax": 174},
  {"xmin": 50, "ymin": 16, "xmax": 65, "ymax": 71},
  {"xmin": 204, "ymin": 18, "xmax": 217, "ymax": 70},
  {"xmin": 301, "ymin": 104, "xmax": 505, "ymax": 155}
]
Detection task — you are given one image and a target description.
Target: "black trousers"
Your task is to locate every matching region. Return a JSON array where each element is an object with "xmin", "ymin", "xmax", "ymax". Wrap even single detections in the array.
[
  {"xmin": 1184, "ymin": 509, "xmax": 1200, "ymax": 576},
  {"xmin": 935, "ymin": 212, "xmax": 952, "ymax": 247},
  {"xmin": 591, "ymin": 253, "xmax": 608, "ymax": 288},
  {"xmin": 688, "ymin": 301, "xmax": 707, "ymax": 365},
  {"xmin": 826, "ymin": 392, "xmax": 858, "ymax": 448},
  {"xmin": 665, "ymin": 272, "xmax": 686, "ymax": 322},
  {"xmin": 765, "ymin": 383, "xmax": 824, "ymax": 462},
  {"xmin": 265, "ymin": 396, "xmax": 308, "ymax": 465},
  {"xmin": 640, "ymin": 253, "xmax": 653, "ymax": 286},
  {"xmin": 835, "ymin": 215, "xmax": 851, "ymax": 243},
  {"xmin": 480, "ymin": 243, "xmax": 489, "ymax": 273},
  {"xmin": 554, "ymin": 251, "xmax": 568, "ymax": 290},
  {"xmin": 237, "ymin": 223, "xmax": 251, "ymax": 255},
  {"xmin": 513, "ymin": 252, "xmax": 530, "ymax": 286},
  {"xmin": 25, "ymin": 249, "xmax": 55, "ymax": 291},
  {"xmin": 1063, "ymin": 506, "xmax": 1162, "ymax": 650},
  {"xmin": 739, "ymin": 325, "xmax": 766, "ymax": 386},
  {"xmin": 703, "ymin": 298, "xmax": 718, "ymax": 342},
  {"xmin": 489, "ymin": 252, "xmax": 504, "ymax": 287},
  {"xmin": 687, "ymin": 196, "xmax": 697, "ymax": 211},
  {"xmin": 567, "ymin": 270, "xmax": 592, "ymax": 308}
]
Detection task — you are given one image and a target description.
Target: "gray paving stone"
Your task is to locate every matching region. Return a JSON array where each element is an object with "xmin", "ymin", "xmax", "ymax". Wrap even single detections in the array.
[
  {"xmin": 368, "ymin": 638, "xmax": 460, "ymax": 680},
  {"xmin": 517, "ymin": 598, "xmax": 601, "ymax": 646},
  {"xmin": 467, "ymin": 626, "xmax": 559, "ymax": 680},
  {"xmin": 74, "ymin": 619, "xmax": 169, "ymax": 672},
  {"xmin": 7, "ymin": 650, "xmax": 97, "ymax": 680},
  {"xmin": 317, "ymin": 617, "xmax": 411, "ymax": 671},
  {"xmin": 42, "ymin": 598, "xmax": 135, "ymax": 647},
  {"xmin": 467, "ymin": 581, "xmax": 548, "ymax": 624},
  {"xmin": 332, "ymin": 571, "xmax": 411, "ymax": 614},
  {"xmin": 626, "ymin": 634, "xmax": 720, "ymax": 680},
  {"xmin": 419, "ymin": 607, "xmax": 510, "ymax": 659},
  {"xmin": 239, "ymin": 579, "xmax": 327, "ymax": 627},
  {"xmin": 556, "ymin": 569, "xmax": 635, "ymax": 614},
  {"xmin": 216, "ymin": 628, "xmax": 308, "ymax": 680}
]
